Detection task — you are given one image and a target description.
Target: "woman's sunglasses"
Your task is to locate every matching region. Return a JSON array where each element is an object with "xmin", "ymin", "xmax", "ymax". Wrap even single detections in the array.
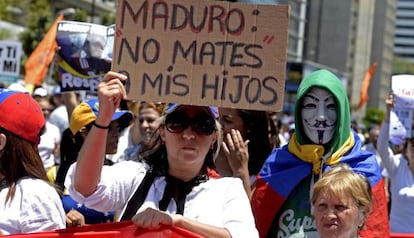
[{"xmin": 165, "ymin": 111, "xmax": 216, "ymax": 136}]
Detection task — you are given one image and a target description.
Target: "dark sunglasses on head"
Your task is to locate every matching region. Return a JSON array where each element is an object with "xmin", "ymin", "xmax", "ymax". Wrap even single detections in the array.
[{"xmin": 165, "ymin": 111, "xmax": 216, "ymax": 135}]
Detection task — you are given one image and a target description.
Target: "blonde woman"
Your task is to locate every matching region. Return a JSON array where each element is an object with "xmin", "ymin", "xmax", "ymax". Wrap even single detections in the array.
[{"xmin": 311, "ymin": 164, "xmax": 372, "ymax": 238}]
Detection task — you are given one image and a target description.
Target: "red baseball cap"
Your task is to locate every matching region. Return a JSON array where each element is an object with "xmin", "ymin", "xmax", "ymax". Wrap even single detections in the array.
[{"xmin": 0, "ymin": 89, "xmax": 45, "ymax": 144}]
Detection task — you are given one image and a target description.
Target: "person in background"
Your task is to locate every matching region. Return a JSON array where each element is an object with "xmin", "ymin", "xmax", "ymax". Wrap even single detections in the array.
[
  {"xmin": 389, "ymin": 135, "xmax": 405, "ymax": 156},
  {"xmin": 55, "ymin": 98, "xmax": 133, "ymax": 227},
  {"xmin": 0, "ymin": 89, "xmax": 65, "ymax": 235},
  {"xmin": 280, "ymin": 114, "xmax": 294, "ymax": 142},
  {"xmin": 121, "ymin": 101, "xmax": 167, "ymax": 161},
  {"xmin": 49, "ymin": 86, "xmax": 67, "ymax": 133},
  {"xmin": 251, "ymin": 69, "xmax": 388, "ymax": 238},
  {"xmin": 361, "ymin": 125, "xmax": 391, "ymax": 205},
  {"xmin": 67, "ymin": 71, "xmax": 259, "ymax": 238},
  {"xmin": 269, "ymin": 111, "xmax": 287, "ymax": 148},
  {"xmin": 32, "ymin": 86, "xmax": 48, "ymax": 99},
  {"xmin": 362, "ymin": 125, "xmax": 391, "ymax": 177},
  {"xmin": 216, "ymin": 108, "xmax": 274, "ymax": 198},
  {"xmin": 104, "ymin": 99, "xmax": 137, "ymax": 164},
  {"xmin": 351, "ymin": 119, "xmax": 366, "ymax": 145},
  {"xmin": 377, "ymin": 92, "xmax": 414, "ymax": 233},
  {"xmin": 35, "ymin": 96, "xmax": 61, "ymax": 181},
  {"xmin": 311, "ymin": 163, "xmax": 373, "ymax": 238}
]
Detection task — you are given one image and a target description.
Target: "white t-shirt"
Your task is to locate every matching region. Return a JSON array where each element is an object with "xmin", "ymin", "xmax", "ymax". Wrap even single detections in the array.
[
  {"xmin": 67, "ymin": 161, "xmax": 259, "ymax": 238},
  {"xmin": 0, "ymin": 177, "xmax": 66, "ymax": 235},
  {"xmin": 378, "ymin": 122, "xmax": 414, "ymax": 233},
  {"xmin": 49, "ymin": 105, "xmax": 69, "ymax": 135},
  {"xmin": 380, "ymin": 152, "xmax": 414, "ymax": 233},
  {"xmin": 39, "ymin": 121, "xmax": 61, "ymax": 169}
]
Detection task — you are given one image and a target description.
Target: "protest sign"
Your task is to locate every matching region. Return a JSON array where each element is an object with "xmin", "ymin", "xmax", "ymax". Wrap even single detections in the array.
[
  {"xmin": 0, "ymin": 40, "xmax": 22, "ymax": 83},
  {"xmin": 112, "ymin": 0, "xmax": 290, "ymax": 111},
  {"xmin": 391, "ymin": 74, "xmax": 414, "ymax": 138},
  {"xmin": 56, "ymin": 21, "xmax": 114, "ymax": 92}
]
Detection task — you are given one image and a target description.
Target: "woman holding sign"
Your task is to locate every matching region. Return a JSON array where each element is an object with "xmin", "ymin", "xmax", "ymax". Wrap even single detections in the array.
[
  {"xmin": 67, "ymin": 71, "xmax": 258, "ymax": 238},
  {"xmin": 377, "ymin": 92, "xmax": 414, "ymax": 233}
]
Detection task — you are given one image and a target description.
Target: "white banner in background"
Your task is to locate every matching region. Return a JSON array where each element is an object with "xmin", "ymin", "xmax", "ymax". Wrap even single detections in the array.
[
  {"xmin": 392, "ymin": 75, "xmax": 414, "ymax": 138},
  {"xmin": 0, "ymin": 40, "xmax": 22, "ymax": 83}
]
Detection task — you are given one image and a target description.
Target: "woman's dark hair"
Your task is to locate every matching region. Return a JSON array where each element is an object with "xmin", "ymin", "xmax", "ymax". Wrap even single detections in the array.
[
  {"xmin": 402, "ymin": 137, "xmax": 414, "ymax": 161},
  {"xmin": 0, "ymin": 127, "xmax": 51, "ymax": 204},
  {"xmin": 268, "ymin": 115, "xmax": 281, "ymax": 149},
  {"xmin": 55, "ymin": 122, "xmax": 93, "ymax": 189},
  {"xmin": 238, "ymin": 110, "xmax": 273, "ymax": 175}
]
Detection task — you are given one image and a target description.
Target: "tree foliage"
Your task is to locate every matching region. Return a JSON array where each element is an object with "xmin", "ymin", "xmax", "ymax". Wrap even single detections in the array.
[
  {"xmin": 392, "ymin": 56, "xmax": 414, "ymax": 75},
  {"xmin": 362, "ymin": 107, "xmax": 385, "ymax": 128}
]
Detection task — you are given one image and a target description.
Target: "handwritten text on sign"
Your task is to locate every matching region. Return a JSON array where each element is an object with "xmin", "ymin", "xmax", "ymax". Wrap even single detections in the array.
[
  {"xmin": 391, "ymin": 74, "xmax": 414, "ymax": 138},
  {"xmin": 112, "ymin": 0, "xmax": 289, "ymax": 111}
]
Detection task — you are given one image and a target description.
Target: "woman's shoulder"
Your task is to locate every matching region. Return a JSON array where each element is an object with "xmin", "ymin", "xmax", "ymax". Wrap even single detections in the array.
[
  {"xmin": 206, "ymin": 176, "xmax": 244, "ymax": 188},
  {"xmin": 109, "ymin": 160, "xmax": 149, "ymax": 172},
  {"xmin": 16, "ymin": 177, "xmax": 61, "ymax": 201},
  {"xmin": 100, "ymin": 160, "xmax": 150, "ymax": 184},
  {"xmin": 17, "ymin": 177, "xmax": 55, "ymax": 190}
]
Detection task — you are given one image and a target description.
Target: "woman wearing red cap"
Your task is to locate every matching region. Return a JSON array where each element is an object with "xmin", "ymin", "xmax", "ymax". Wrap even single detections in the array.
[
  {"xmin": 0, "ymin": 89, "xmax": 65, "ymax": 235},
  {"xmin": 67, "ymin": 71, "xmax": 258, "ymax": 238}
]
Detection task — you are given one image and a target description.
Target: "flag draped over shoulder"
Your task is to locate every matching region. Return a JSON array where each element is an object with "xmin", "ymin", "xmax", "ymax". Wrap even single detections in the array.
[
  {"xmin": 357, "ymin": 62, "xmax": 378, "ymax": 110},
  {"xmin": 24, "ymin": 14, "xmax": 63, "ymax": 88}
]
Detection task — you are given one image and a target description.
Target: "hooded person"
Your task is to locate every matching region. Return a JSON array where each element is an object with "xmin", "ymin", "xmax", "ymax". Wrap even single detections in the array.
[{"xmin": 251, "ymin": 69, "xmax": 389, "ymax": 238}]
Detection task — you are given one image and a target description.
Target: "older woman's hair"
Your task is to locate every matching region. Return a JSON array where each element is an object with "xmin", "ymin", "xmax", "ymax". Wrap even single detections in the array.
[{"xmin": 311, "ymin": 163, "xmax": 373, "ymax": 228}]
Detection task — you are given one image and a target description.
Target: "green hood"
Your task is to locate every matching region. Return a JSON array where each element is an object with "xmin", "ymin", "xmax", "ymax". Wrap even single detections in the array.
[{"xmin": 293, "ymin": 69, "xmax": 350, "ymax": 152}]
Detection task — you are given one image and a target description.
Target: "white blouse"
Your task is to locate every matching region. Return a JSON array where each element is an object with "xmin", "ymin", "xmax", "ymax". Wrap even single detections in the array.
[
  {"xmin": 0, "ymin": 177, "xmax": 65, "ymax": 235},
  {"xmin": 67, "ymin": 160, "xmax": 259, "ymax": 238}
]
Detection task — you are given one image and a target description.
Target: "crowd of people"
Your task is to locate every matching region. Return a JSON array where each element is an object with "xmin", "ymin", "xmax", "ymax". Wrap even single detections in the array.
[{"xmin": 0, "ymin": 67, "xmax": 412, "ymax": 237}]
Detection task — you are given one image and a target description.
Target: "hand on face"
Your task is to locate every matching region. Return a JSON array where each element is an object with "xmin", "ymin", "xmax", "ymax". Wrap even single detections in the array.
[
  {"xmin": 301, "ymin": 87, "xmax": 337, "ymax": 144},
  {"xmin": 221, "ymin": 129, "xmax": 249, "ymax": 177}
]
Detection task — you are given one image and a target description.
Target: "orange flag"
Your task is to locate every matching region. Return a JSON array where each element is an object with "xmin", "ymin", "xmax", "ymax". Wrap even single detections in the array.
[
  {"xmin": 24, "ymin": 14, "xmax": 63, "ymax": 88},
  {"xmin": 357, "ymin": 62, "xmax": 378, "ymax": 110}
]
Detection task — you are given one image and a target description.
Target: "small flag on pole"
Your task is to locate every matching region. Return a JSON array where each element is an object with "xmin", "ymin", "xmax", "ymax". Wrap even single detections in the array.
[{"xmin": 357, "ymin": 62, "xmax": 378, "ymax": 110}]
